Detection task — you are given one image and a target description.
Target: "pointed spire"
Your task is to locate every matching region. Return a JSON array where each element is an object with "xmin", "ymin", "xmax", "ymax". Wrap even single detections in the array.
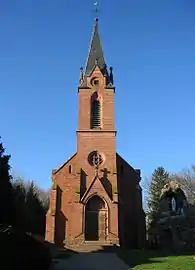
[{"xmin": 84, "ymin": 18, "xmax": 106, "ymax": 77}]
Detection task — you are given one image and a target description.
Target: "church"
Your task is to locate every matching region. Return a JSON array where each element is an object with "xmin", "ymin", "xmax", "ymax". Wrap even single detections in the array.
[{"xmin": 45, "ymin": 17, "xmax": 146, "ymax": 249}]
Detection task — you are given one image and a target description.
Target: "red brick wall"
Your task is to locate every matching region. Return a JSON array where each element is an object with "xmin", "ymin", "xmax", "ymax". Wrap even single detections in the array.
[
  {"xmin": 78, "ymin": 66, "xmax": 115, "ymax": 131},
  {"xmin": 45, "ymin": 152, "xmax": 119, "ymax": 246},
  {"xmin": 116, "ymin": 153, "xmax": 146, "ymax": 248},
  {"xmin": 45, "ymin": 66, "xmax": 146, "ymax": 248},
  {"xmin": 46, "ymin": 66, "xmax": 119, "ymax": 246}
]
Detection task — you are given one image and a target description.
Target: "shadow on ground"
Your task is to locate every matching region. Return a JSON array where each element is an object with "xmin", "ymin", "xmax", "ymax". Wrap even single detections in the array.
[
  {"xmin": 48, "ymin": 240, "xmax": 195, "ymax": 269},
  {"xmin": 44, "ymin": 240, "xmax": 78, "ymax": 260},
  {"xmin": 89, "ymin": 245, "xmax": 195, "ymax": 268}
]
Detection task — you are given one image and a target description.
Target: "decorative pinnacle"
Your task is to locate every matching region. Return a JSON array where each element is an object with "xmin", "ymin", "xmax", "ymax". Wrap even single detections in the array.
[
  {"xmin": 79, "ymin": 66, "xmax": 84, "ymax": 85},
  {"xmin": 109, "ymin": 66, "xmax": 114, "ymax": 85}
]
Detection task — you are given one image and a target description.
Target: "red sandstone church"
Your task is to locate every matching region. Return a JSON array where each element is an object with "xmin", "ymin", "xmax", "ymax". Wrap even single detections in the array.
[{"xmin": 45, "ymin": 18, "xmax": 146, "ymax": 249}]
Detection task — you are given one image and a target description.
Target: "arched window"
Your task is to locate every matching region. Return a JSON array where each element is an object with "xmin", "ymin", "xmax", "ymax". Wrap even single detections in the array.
[{"xmin": 91, "ymin": 99, "xmax": 101, "ymax": 128}]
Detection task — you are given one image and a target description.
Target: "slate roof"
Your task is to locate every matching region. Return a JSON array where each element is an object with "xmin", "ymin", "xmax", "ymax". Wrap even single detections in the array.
[{"xmin": 84, "ymin": 18, "xmax": 108, "ymax": 79}]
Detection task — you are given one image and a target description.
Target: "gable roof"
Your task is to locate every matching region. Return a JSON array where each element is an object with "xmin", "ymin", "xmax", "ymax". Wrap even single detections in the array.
[
  {"xmin": 52, "ymin": 152, "xmax": 77, "ymax": 175},
  {"xmin": 80, "ymin": 172, "xmax": 111, "ymax": 203},
  {"xmin": 116, "ymin": 152, "xmax": 141, "ymax": 181}
]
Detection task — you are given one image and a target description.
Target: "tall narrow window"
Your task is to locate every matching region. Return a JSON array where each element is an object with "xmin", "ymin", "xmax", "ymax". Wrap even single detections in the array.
[
  {"xmin": 69, "ymin": 165, "xmax": 72, "ymax": 174},
  {"xmin": 91, "ymin": 99, "xmax": 101, "ymax": 128}
]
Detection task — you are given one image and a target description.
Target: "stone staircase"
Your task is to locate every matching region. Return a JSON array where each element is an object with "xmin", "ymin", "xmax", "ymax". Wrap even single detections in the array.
[
  {"xmin": 51, "ymin": 242, "xmax": 122, "ymax": 270},
  {"xmin": 69, "ymin": 241, "xmax": 119, "ymax": 253}
]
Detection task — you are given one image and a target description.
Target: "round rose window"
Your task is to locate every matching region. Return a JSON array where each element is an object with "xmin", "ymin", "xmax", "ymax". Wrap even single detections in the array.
[{"xmin": 88, "ymin": 151, "xmax": 104, "ymax": 168}]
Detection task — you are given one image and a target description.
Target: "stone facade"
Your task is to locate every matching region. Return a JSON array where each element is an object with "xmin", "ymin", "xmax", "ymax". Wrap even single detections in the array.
[{"xmin": 45, "ymin": 18, "xmax": 146, "ymax": 249}]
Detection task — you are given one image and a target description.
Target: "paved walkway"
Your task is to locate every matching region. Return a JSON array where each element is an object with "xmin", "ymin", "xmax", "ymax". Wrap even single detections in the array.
[{"xmin": 53, "ymin": 252, "xmax": 131, "ymax": 270}]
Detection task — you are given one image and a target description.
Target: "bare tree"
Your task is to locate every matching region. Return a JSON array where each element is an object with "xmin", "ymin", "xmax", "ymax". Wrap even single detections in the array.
[
  {"xmin": 12, "ymin": 177, "xmax": 50, "ymax": 212},
  {"xmin": 36, "ymin": 187, "xmax": 50, "ymax": 213},
  {"xmin": 142, "ymin": 176, "xmax": 151, "ymax": 212},
  {"xmin": 170, "ymin": 165, "xmax": 195, "ymax": 205}
]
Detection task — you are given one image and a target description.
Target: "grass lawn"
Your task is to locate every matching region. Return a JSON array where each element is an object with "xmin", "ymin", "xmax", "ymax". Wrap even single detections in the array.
[
  {"xmin": 118, "ymin": 249, "xmax": 195, "ymax": 270},
  {"xmin": 133, "ymin": 255, "xmax": 195, "ymax": 270}
]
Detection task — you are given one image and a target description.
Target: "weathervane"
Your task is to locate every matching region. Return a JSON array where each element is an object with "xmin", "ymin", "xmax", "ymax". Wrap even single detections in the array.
[{"xmin": 93, "ymin": 1, "xmax": 100, "ymax": 20}]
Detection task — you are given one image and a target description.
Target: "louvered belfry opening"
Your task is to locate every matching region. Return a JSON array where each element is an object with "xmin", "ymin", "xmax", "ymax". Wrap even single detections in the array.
[{"xmin": 91, "ymin": 99, "xmax": 101, "ymax": 128}]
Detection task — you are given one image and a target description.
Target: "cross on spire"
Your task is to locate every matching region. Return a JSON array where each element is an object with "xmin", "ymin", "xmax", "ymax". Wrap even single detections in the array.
[
  {"xmin": 84, "ymin": 6, "xmax": 105, "ymax": 78},
  {"xmin": 93, "ymin": 2, "xmax": 100, "ymax": 21},
  {"xmin": 81, "ymin": 3, "xmax": 111, "ymax": 87}
]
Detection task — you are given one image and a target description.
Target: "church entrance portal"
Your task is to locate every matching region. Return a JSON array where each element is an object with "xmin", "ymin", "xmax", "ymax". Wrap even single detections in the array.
[{"xmin": 85, "ymin": 195, "xmax": 108, "ymax": 241}]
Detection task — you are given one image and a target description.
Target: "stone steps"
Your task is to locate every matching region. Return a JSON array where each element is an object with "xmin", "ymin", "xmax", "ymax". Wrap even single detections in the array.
[{"xmin": 70, "ymin": 241, "xmax": 119, "ymax": 253}]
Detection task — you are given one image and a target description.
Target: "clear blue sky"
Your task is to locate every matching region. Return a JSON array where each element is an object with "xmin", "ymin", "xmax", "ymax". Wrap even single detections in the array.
[{"xmin": 1, "ymin": 1, "xmax": 195, "ymax": 193}]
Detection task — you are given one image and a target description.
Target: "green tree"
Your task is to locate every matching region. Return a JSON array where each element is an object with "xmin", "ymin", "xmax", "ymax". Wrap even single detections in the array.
[
  {"xmin": 25, "ymin": 181, "xmax": 45, "ymax": 235},
  {"xmin": 12, "ymin": 178, "xmax": 49, "ymax": 235},
  {"xmin": 12, "ymin": 180, "xmax": 26, "ymax": 230},
  {"xmin": 0, "ymin": 137, "xmax": 13, "ymax": 225},
  {"xmin": 147, "ymin": 167, "xmax": 170, "ymax": 226}
]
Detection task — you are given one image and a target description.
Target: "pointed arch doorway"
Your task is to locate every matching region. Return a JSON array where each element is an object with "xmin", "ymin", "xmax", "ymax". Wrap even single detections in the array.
[{"xmin": 84, "ymin": 195, "xmax": 108, "ymax": 241}]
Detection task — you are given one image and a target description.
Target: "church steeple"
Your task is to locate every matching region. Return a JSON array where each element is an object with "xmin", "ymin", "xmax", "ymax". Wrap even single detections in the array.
[
  {"xmin": 77, "ymin": 16, "xmax": 115, "ymax": 132},
  {"xmin": 84, "ymin": 18, "xmax": 108, "ymax": 80}
]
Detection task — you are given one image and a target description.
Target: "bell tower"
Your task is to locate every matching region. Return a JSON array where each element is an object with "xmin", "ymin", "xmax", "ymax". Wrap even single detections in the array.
[
  {"xmin": 77, "ymin": 18, "xmax": 116, "ymax": 168},
  {"xmin": 76, "ymin": 18, "xmax": 119, "ymax": 244},
  {"xmin": 77, "ymin": 18, "xmax": 115, "ymax": 132}
]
